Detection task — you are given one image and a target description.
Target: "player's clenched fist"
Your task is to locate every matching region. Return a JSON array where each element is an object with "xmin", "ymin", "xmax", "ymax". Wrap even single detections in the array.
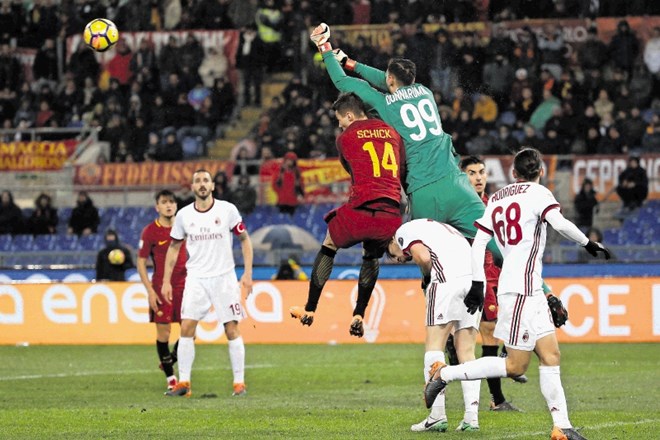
[{"xmin": 310, "ymin": 23, "xmax": 330, "ymax": 46}]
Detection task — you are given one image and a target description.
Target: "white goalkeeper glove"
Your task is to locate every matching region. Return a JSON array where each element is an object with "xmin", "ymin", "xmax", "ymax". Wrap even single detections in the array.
[
  {"xmin": 310, "ymin": 23, "xmax": 332, "ymax": 52},
  {"xmin": 332, "ymin": 48, "xmax": 356, "ymax": 71}
]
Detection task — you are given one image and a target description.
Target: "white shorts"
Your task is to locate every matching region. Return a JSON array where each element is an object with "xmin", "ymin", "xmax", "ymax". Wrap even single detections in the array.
[
  {"xmin": 425, "ymin": 275, "xmax": 480, "ymax": 331},
  {"xmin": 181, "ymin": 271, "xmax": 245, "ymax": 324},
  {"xmin": 494, "ymin": 292, "xmax": 554, "ymax": 351}
]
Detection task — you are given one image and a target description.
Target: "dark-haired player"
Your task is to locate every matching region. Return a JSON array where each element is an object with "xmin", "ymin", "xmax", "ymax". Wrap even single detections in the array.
[
  {"xmin": 290, "ymin": 92, "xmax": 405, "ymax": 337},
  {"xmin": 137, "ymin": 189, "xmax": 187, "ymax": 393},
  {"xmin": 425, "ymin": 148, "xmax": 610, "ymax": 440}
]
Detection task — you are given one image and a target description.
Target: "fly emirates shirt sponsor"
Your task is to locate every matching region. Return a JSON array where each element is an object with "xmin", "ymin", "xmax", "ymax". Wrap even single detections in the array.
[{"xmin": 171, "ymin": 199, "xmax": 243, "ymax": 278}]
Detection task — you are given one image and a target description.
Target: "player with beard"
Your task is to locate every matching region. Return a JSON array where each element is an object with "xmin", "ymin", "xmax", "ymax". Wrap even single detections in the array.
[
  {"xmin": 163, "ymin": 170, "xmax": 253, "ymax": 398},
  {"xmin": 137, "ymin": 189, "xmax": 188, "ymax": 393}
]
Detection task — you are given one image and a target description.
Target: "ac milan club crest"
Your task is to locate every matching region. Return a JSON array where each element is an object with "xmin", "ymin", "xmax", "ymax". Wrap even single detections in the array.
[
  {"xmin": 522, "ymin": 331, "xmax": 529, "ymax": 342},
  {"xmin": 398, "ymin": 237, "xmax": 404, "ymax": 246},
  {"xmin": 215, "ymin": 217, "xmax": 221, "ymax": 225}
]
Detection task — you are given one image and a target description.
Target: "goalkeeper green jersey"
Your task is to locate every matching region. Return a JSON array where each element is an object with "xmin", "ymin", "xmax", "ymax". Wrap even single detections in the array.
[{"xmin": 323, "ymin": 51, "xmax": 460, "ymax": 194}]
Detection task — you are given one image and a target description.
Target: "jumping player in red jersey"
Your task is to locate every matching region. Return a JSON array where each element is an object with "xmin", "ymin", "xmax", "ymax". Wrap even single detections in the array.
[
  {"xmin": 137, "ymin": 189, "xmax": 187, "ymax": 393},
  {"xmin": 290, "ymin": 92, "xmax": 405, "ymax": 337}
]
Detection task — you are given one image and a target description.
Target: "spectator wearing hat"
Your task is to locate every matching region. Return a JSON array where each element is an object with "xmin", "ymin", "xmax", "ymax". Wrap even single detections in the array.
[
  {"xmin": 609, "ymin": 20, "xmax": 639, "ymax": 77},
  {"xmin": 26, "ymin": 193, "xmax": 58, "ymax": 235},
  {"xmin": 273, "ymin": 151, "xmax": 304, "ymax": 216},
  {"xmin": 68, "ymin": 191, "xmax": 100, "ymax": 236},
  {"xmin": 0, "ymin": 190, "xmax": 24, "ymax": 235},
  {"xmin": 616, "ymin": 155, "xmax": 648, "ymax": 214}
]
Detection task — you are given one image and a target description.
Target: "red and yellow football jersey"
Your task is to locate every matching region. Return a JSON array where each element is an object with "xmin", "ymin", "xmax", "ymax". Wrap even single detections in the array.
[{"xmin": 138, "ymin": 220, "xmax": 187, "ymax": 290}]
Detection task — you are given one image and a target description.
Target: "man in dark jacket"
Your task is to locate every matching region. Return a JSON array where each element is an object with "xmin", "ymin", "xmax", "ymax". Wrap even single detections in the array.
[
  {"xmin": 574, "ymin": 178, "xmax": 599, "ymax": 229},
  {"xmin": 0, "ymin": 190, "xmax": 24, "ymax": 235},
  {"xmin": 68, "ymin": 191, "xmax": 100, "ymax": 236},
  {"xmin": 616, "ymin": 155, "xmax": 648, "ymax": 211},
  {"xmin": 96, "ymin": 229, "xmax": 134, "ymax": 281}
]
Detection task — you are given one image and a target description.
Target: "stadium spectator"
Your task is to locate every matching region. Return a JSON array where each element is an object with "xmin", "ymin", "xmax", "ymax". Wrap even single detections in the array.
[
  {"xmin": 230, "ymin": 175, "xmax": 258, "ymax": 216},
  {"xmin": 537, "ymin": 24, "xmax": 564, "ymax": 79},
  {"xmin": 574, "ymin": 178, "xmax": 599, "ymax": 229},
  {"xmin": 644, "ymin": 26, "xmax": 660, "ymax": 97},
  {"xmin": 106, "ymin": 39, "xmax": 134, "ymax": 90},
  {"xmin": 579, "ymin": 27, "xmax": 608, "ymax": 71},
  {"xmin": 157, "ymin": 36, "xmax": 181, "ymax": 90},
  {"xmin": 529, "ymin": 88, "xmax": 560, "ymax": 131},
  {"xmin": 495, "ymin": 124, "xmax": 520, "ymax": 154},
  {"xmin": 95, "ymin": 229, "xmax": 134, "ymax": 281},
  {"xmin": 68, "ymin": 191, "xmax": 100, "ymax": 236},
  {"xmin": 33, "ymin": 38, "xmax": 58, "ymax": 90},
  {"xmin": 593, "ymin": 89, "xmax": 614, "ymax": 119},
  {"xmin": 290, "ymin": 93, "xmax": 404, "ymax": 340},
  {"xmin": 236, "ymin": 25, "xmax": 266, "ymax": 107},
  {"xmin": 387, "ymin": 219, "xmax": 483, "ymax": 432},
  {"xmin": 212, "ymin": 170, "xmax": 232, "ymax": 201},
  {"xmin": 482, "ymin": 53, "xmax": 515, "ymax": 109},
  {"xmin": 273, "ymin": 151, "xmax": 304, "ymax": 215},
  {"xmin": 608, "ymin": 20, "xmax": 639, "ymax": 77},
  {"xmin": 597, "ymin": 125, "xmax": 628, "ymax": 154},
  {"xmin": 615, "ymin": 155, "xmax": 649, "ymax": 214},
  {"xmin": 0, "ymin": 190, "xmax": 24, "ymax": 235},
  {"xmin": 255, "ymin": 0, "xmax": 283, "ymax": 72},
  {"xmin": 196, "ymin": 0, "xmax": 235, "ymax": 29},
  {"xmin": 137, "ymin": 189, "xmax": 187, "ymax": 393},
  {"xmin": 198, "ymin": 46, "xmax": 228, "ymax": 89},
  {"xmin": 158, "ymin": 130, "xmax": 184, "ymax": 162},
  {"xmin": 163, "ymin": 169, "xmax": 253, "ymax": 398},
  {"xmin": 129, "ymin": 38, "xmax": 158, "ymax": 86},
  {"xmin": 472, "ymin": 92, "xmax": 498, "ymax": 126},
  {"xmin": 26, "ymin": 193, "xmax": 58, "ymax": 235},
  {"xmin": 210, "ymin": 76, "xmax": 236, "ymax": 122}
]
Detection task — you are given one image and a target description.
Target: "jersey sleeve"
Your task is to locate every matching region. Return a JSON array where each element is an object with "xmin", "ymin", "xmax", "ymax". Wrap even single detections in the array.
[
  {"xmin": 353, "ymin": 62, "xmax": 388, "ymax": 91},
  {"xmin": 227, "ymin": 202, "xmax": 244, "ymax": 231},
  {"xmin": 322, "ymin": 51, "xmax": 387, "ymax": 112},
  {"xmin": 137, "ymin": 225, "xmax": 152, "ymax": 258},
  {"xmin": 170, "ymin": 211, "xmax": 186, "ymax": 240},
  {"xmin": 474, "ymin": 202, "xmax": 494, "ymax": 236},
  {"xmin": 535, "ymin": 185, "xmax": 561, "ymax": 220}
]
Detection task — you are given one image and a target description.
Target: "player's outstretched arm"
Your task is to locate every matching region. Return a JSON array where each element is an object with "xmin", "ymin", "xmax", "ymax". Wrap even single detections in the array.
[
  {"xmin": 238, "ymin": 230, "xmax": 253, "ymax": 296},
  {"xmin": 545, "ymin": 209, "xmax": 611, "ymax": 259},
  {"xmin": 465, "ymin": 229, "xmax": 490, "ymax": 314}
]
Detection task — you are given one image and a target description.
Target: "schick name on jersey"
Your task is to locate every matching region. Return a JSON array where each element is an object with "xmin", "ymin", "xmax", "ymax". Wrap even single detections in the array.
[
  {"xmin": 385, "ymin": 85, "xmax": 429, "ymax": 105},
  {"xmin": 356, "ymin": 128, "xmax": 393, "ymax": 139}
]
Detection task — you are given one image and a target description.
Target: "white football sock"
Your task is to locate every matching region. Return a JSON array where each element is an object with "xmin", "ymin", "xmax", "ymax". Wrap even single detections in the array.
[
  {"xmin": 539, "ymin": 365, "xmax": 571, "ymax": 429},
  {"xmin": 441, "ymin": 357, "xmax": 507, "ymax": 382},
  {"xmin": 461, "ymin": 380, "xmax": 480, "ymax": 424},
  {"xmin": 177, "ymin": 336, "xmax": 195, "ymax": 383},
  {"xmin": 228, "ymin": 336, "xmax": 245, "ymax": 384},
  {"xmin": 424, "ymin": 351, "xmax": 446, "ymax": 420}
]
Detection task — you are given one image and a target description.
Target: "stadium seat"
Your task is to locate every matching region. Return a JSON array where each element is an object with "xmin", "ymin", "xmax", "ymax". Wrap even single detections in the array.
[
  {"xmin": 33, "ymin": 234, "xmax": 57, "ymax": 251},
  {"xmin": 0, "ymin": 234, "xmax": 11, "ymax": 251},
  {"xmin": 78, "ymin": 234, "xmax": 101, "ymax": 251},
  {"xmin": 10, "ymin": 235, "xmax": 34, "ymax": 251}
]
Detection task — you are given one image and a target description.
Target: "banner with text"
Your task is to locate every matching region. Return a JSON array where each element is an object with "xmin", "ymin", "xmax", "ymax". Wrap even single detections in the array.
[
  {"xmin": 1, "ymin": 278, "xmax": 657, "ymax": 345},
  {"xmin": 0, "ymin": 139, "xmax": 78, "ymax": 171},
  {"xmin": 259, "ymin": 158, "xmax": 351, "ymax": 205},
  {"xmin": 570, "ymin": 154, "xmax": 660, "ymax": 201},
  {"xmin": 74, "ymin": 160, "xmax": 234, "ymax": 187}
]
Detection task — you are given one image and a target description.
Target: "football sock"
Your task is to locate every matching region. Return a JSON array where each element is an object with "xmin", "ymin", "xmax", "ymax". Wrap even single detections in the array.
[
  {"xmin": 228, "ymin": 336, "xmax": 245, "ymax": 384},
  {"xmin": 424, "ymin": 351, "xmax": 447, "ymax": 420},
  {"xmin": 441, "ymin": 357, "xmax": 507, "ymax": 382},
  {"xmin": 172, "ymin": 339, "xmax": 179, "ymax": 363},
  {"xmin": 177, "ymin": 336, "xmax": 195, "ymax": 383},
  {"xmin": 539, "ymin": 365, "xmax": 571, "ymax": 429},
  {"xmin": 482, "ymin": 345, "xmax": 506, "ymax": 405},
  {"xmin": 305, "ymin": 246, "xmax": 336, "ymax": 312},
  {"xmin": 353, "ymin": 257, "xmax": 379, "ymax": 317},
  {"xmin": 156, "ymin": 340, "xmax": 175, "ymax": 377},
  {"xmin": 461, "ymin": 380, "xmax": 481, "ymax": 424}
]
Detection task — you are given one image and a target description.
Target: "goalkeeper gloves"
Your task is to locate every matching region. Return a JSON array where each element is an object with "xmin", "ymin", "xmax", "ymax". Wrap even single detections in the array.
[
  {"xmin": 464, "ymin": 281, "xmax": 484, "ymax": 315},
  {"xmin": 583, "ymin": 240, "xmax": 611, "ymax": 259},
  {"xmin": 547, "ymin": 294, "xmax": 568, "ymax": 328},
  {"xmin": 310, "ymin": 23, "xmax": 332, "ymax": 52},
  {"xmin": 332, "ymin": 48, "xmax": 356, "ymax": 71}
]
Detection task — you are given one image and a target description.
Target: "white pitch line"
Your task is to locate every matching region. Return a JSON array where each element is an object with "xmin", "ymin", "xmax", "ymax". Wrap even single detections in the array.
[
  {"xmin": 0, "ymin": 363, "xmax": 274, "ymax": 381},
  {"xmin": 491, "ymin": 418, "xmax": 660, "ymax": 439}
]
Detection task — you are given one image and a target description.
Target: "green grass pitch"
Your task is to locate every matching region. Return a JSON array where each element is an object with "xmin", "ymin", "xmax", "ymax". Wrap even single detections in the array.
[{"xmin": 0, "ymin": 343, "xmax": 658, "ymax": 439}]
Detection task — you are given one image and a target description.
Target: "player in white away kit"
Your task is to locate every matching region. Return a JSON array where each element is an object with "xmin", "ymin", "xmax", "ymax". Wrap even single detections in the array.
[
  {"xmin": 163, "ymin": 169, "xmax": 254, "ymax": 398},
  {"xmin": 387, "ymin": 219, "xmax": 481, "ymax": 432},
  {"xmin": 424, "ymin": 149, "xmax": 610, "ymax": 440}
]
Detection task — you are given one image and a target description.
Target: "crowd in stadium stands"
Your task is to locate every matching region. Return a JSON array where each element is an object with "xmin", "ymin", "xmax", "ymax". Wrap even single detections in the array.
[{"xmin": 0, "ymin": 1, "xmax": 655, "ymax": 166}]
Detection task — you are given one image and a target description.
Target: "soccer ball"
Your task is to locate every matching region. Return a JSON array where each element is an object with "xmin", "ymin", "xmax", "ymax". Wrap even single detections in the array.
[
  {"xmin": 108, "ymin": 248, "xmax": 125, "ymax": 266},
  {"xmin": 83, "ymin": 18, "xmax": 119, "ymax": 52}
]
